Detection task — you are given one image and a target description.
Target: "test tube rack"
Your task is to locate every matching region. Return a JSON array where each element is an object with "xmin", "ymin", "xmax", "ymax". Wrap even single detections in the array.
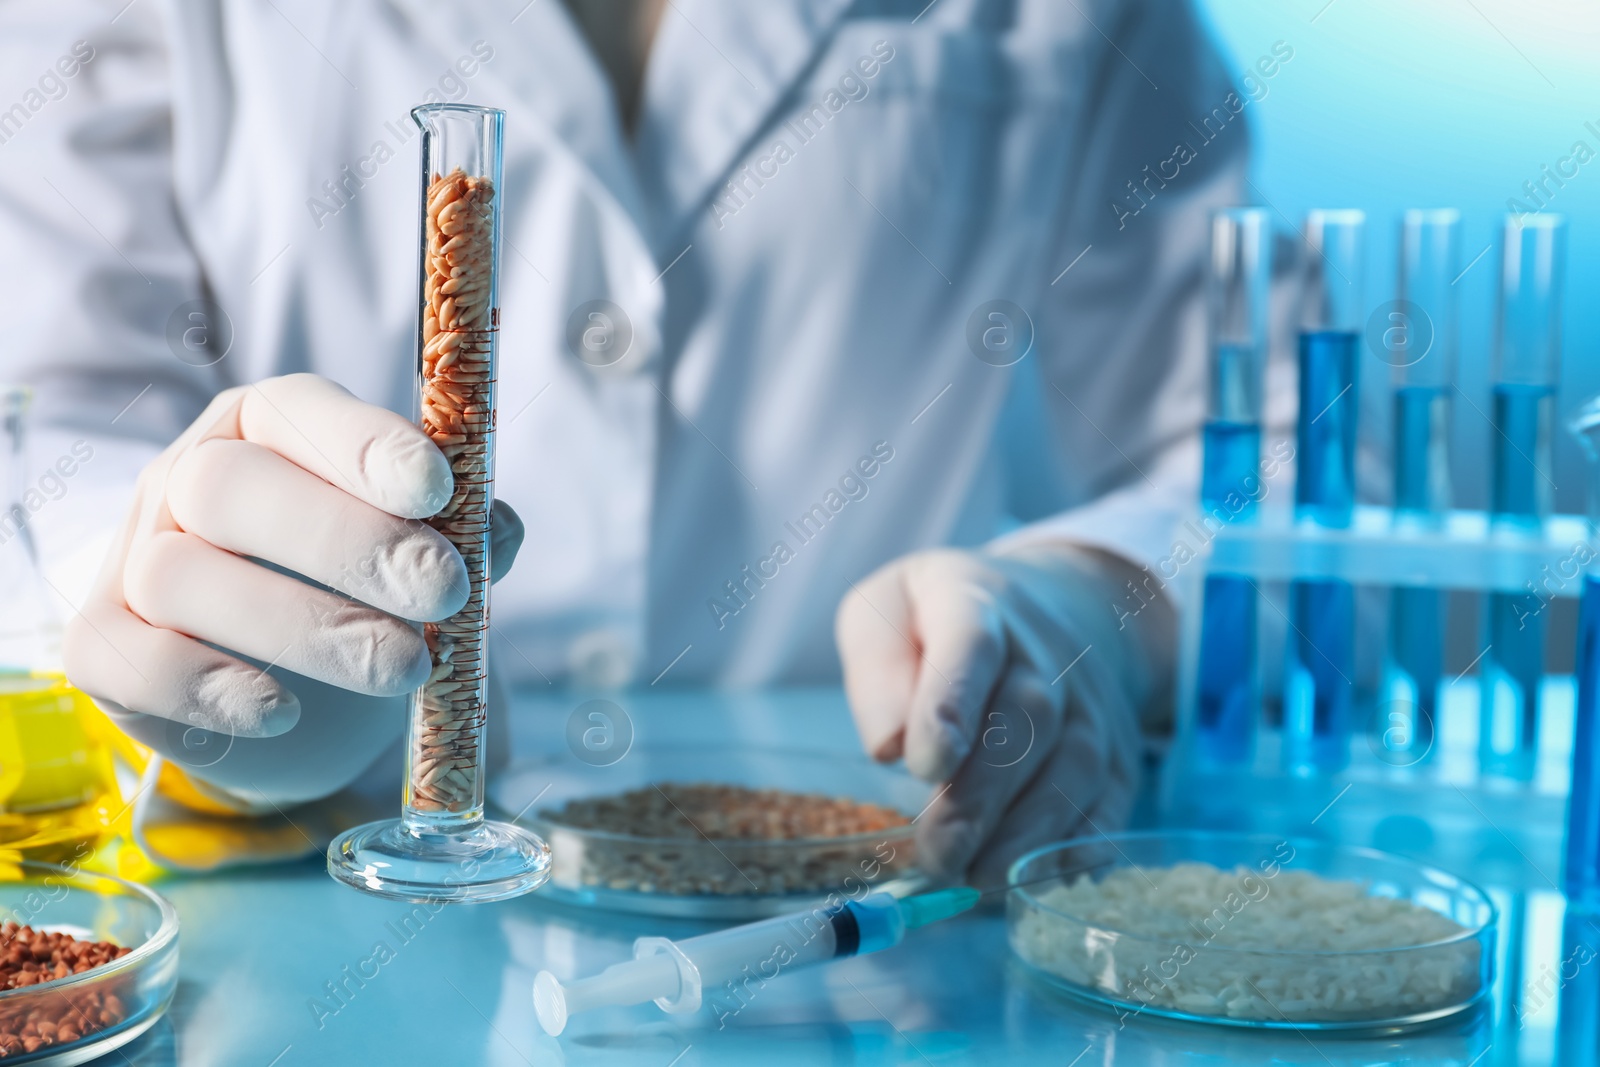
[{"xmin": 1161, "ymin": 503, "xmax": 1586, "ymax": 864}]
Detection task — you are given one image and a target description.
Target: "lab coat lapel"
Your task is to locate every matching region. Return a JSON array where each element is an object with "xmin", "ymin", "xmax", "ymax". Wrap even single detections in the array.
[
  {"xmin": 637, "ymin": 0, "xmax": 856, "ymax": 245},
  {"xmin": 386, "ymin": 0, "xmax": 648, "ymax": 229}
]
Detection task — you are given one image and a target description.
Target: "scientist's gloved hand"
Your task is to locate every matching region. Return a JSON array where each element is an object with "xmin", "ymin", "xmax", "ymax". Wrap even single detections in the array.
[
  {"xmin": 63, "ymin": 373, "xmax": 524, "ymax": 805},
  {"xmin": 836, "ymin": 545, "xmax": 1173, "ymax": 886}
]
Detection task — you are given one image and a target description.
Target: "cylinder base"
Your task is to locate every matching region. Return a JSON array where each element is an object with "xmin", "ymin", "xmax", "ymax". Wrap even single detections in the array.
[{"xmin": 327, "ymin": 817, "xmax": 551, "ymax": 904}]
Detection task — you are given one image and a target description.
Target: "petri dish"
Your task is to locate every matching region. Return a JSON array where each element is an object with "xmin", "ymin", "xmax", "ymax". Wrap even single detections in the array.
[
  {"xmin": 1007, "ymin": 830, "xmax": 1495, "ymax": 1033},
  {"xmin": 491, "ymin": 746, "xmax": 930, "ymax": 918},
  {"xmin": 0, "ymin": 860, "xmax": 178, "ymax": 1063}
]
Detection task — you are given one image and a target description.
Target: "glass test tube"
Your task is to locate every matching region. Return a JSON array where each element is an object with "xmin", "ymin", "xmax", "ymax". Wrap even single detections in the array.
[
  {"xmin": 1556, "ymin": 911, "xmax": 1600, "ymax": 1060},
  {"xmin": 1479, "ymin": 214, "xmax": 1566, "ymax": 781},
  {"xmin": 1378, "ymin": 210, "xmax": 1459, "ymax": 766},
  {"xmin": 1285, "ymin": 210, "xmax": 1363, "ymax": 774},
  {"xmin": 1563, "ymin": 396, "xmax": 1600, "ymax": 910},
  {"xmin": 328, "ymin": 104, "xmax": 551, "ymax": 903},
  {"xmin": 1193, "ymin": 208, "xmax": 1270, "ymax": 766}
]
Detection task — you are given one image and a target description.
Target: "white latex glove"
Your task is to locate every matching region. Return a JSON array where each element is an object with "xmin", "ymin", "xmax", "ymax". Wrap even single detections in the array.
[
  {"xmin": 836, "ymin": 545, "xmax": 1174, "ymax": 886},
  {"xmin": 63, "ymin": 374, "xmax": 524, "ymax": 807}
]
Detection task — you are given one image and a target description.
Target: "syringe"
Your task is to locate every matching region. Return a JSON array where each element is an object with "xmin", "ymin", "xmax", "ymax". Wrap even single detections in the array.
[{"xmin": 533, "ymin": 886, "xmax": 979, "ymax": 1036}]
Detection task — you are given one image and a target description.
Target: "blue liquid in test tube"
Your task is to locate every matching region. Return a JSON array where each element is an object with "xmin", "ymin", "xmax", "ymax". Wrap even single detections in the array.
[
  {"xmin": 1568, "ymin": 570, "xmax": 1600, "ymax": 910},
  {"xmin": 1197, "ymin": 414, "xmax": 1262, "ymax": 764},
  {"xmin": 1285, "ymin": 210, "xmax": 1363, "ymax": 774},
  {"xmin": 1193, "ymin": 209, "xmax": 1270, "ymax": 766},
  {"xmin": 1295, "ymin": 329, "xmax": 1359, "ymax": 526},
  {"xmin": 1379, "ymin": 210, "xmax": 1460, "ymax": 765},
  {"xmin": 1480, "ymin": 214, "xmax": 1566, "ymax": 781},
  {"xmin": 1562, "ymin": 398, "xmax": 1600, "ymax": 910}
]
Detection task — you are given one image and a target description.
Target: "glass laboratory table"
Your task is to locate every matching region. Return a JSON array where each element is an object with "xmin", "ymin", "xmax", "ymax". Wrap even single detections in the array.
[{"xmin": 100, "ymin": 685, "xmax": 1589, "ymax": 1067}]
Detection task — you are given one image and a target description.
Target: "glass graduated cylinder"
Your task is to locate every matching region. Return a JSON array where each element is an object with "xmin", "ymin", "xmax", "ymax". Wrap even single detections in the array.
[{"xmin": 326, "ymin": 104, "xmax": 549, "ymax": 904}]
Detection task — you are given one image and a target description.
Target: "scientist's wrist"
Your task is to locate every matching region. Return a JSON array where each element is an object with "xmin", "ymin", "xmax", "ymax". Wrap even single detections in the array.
[{"xmin": 985, "ymin": 541, "xmax": 1176, "ymax": 735}]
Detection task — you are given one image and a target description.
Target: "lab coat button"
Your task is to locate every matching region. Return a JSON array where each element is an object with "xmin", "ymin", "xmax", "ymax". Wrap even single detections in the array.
[{"xmin": 568, "ymin": 629, "xmax": 636, "ymax": 689}]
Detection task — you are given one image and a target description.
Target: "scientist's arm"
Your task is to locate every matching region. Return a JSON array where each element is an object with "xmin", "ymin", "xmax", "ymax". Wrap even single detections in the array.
[
  {"xmin": 0, "ymin": 6, "xmax": 519, "ymax": 810},
  {"xmin": 67, "ymin": 375, "xmax": 464, "ymax": 738},
  {"xmin": 64, "ymin": 372, "xmax": 525, "ymax": 802},
  {"xmin": 838, "ymin": 545, "xmax": 1160, "ymax": 882},
  {"xmin": 838, "ymin": 0, "xmax": 1248, "ymax": 883}
]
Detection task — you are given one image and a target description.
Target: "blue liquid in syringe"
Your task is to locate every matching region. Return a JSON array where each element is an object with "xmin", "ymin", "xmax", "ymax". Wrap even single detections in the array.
[
  {"xmin": 1195, "ymin": 418, "xmax": 1261, "ymax": 764},
  {"xmin": 1382, "ymin": 385, "xmax": 1450, "ymax": 760},
  {"xmin": 1286, "ymin": 330, "xmax": 1358, "ymax": 771},
  {"xmin": 1480, "ymin": 382, "xmax": 1555, "ymax": 779},
  {"xmin": 1564, "ymin": 573, "xmax": 1600, "ymax": 909}
]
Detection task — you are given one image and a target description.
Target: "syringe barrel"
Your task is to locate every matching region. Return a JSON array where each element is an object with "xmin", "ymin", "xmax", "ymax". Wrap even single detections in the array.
[
  {"xmin": 535, "ymin": 892, "xmax": 933, "ymax": 1035},
  {"xmin": 662, "ymin": 892, "xmax": 908, "ymax": 1001},
  {"xmin": 673, "ymin": 905, "xmax": 844, "ymax": 985}
]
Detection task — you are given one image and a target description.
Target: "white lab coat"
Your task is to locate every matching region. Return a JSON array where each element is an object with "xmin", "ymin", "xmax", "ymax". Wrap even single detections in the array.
[{"xmin": 0, "ymin": 0, "xmax": 1245, "ymax": 690}]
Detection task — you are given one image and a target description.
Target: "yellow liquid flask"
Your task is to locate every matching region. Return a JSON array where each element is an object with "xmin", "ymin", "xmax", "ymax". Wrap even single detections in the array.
[{"xmin": 0, "ymin": 388, "xmax": 122, "ymax": 864}]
